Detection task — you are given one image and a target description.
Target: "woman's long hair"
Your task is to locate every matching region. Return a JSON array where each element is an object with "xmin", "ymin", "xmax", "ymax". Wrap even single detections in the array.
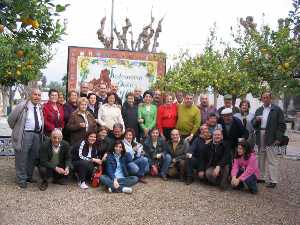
[
  {"xmin": 111, "ymin": 140, "xmax": 126, "ymax": 156},
  {"xmin": 234, "ymin": 141, "xmax": 253, "ymax": 160}
]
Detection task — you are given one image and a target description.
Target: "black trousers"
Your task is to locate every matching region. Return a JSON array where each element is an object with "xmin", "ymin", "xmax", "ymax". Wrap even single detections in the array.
[
  {"xmin": 73, "ymin": 160, "xmax": 94, "ymax": 182},
  {"xmin": 39, "ymin": 166, "xmax": 65, "ymax": 182},
  {"xmin": 186, "ymin": 157, "xmax": 200, "ymax": 178}
]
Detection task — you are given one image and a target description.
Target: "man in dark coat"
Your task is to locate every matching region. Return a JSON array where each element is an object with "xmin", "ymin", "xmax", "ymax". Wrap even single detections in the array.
[{"xmin": 252, "ymin": 91, "xmax": 286, "ymax": 188}]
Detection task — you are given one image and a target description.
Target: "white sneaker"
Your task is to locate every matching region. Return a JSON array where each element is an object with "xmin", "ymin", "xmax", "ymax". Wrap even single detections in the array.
[
  {"xmin": 121, "ymin": 187, "xmax": 133, "ymax": 194},
  {"xmin": 79, "ymin": 181, "xmax": 88, "ymax": 189},
  {"xmin": 108, "ymin": 188, "xmax": 112, "ymax": 193}
]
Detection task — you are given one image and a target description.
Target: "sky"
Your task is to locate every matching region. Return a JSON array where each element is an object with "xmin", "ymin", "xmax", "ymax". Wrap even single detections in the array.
[{"xmin": 43, "ymin": 0, "xmax": 292, "ymax": 83}]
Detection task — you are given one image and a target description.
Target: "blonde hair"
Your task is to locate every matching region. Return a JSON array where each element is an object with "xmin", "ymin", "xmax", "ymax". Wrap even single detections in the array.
[{"xmin": 77, "ymin": 97, "xmax": 88, "ymax": 106}]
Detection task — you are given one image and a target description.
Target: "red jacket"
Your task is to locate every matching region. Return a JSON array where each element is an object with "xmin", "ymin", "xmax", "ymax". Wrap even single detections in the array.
[
  {"xmin": 157, "ymin": 103, "xmax": 177, "ymax": 134},
  {"xmin": 43, "ymin": 101, "xmax": 64, "ymax": 135}
]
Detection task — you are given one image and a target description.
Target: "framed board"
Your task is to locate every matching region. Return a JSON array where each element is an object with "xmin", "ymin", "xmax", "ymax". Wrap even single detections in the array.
[
  {"xmin": 0, "ymin": 136, "xmax": 14, "ymax": 156},
  {"xmin": 67, "ymin": 46, "xmax": 166, "ymax": 101}
]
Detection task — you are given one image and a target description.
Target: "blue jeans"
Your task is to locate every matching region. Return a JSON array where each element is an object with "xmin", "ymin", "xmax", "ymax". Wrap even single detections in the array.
[
  {"xmin": 127, "ymin": 156, "xmax": 149, "ymax": 177},
  {"xmin": 236, "ymin": 168, "xmax": 258, "ymax": 193},
  {"xmin": 159, "ymin": 153, "xmax": 172, "ymax": 177},
  {"xmin": 100, "ymin": 175, "xmax": 138, "ymax": 192}
]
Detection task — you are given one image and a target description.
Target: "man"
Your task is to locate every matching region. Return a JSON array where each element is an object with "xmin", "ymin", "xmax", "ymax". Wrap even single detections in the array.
[
  {"xmin": 80, "ymin": 82, "xmax": 90, "ymax": 98},
  {"xmin": 8, "ymin": 88, "xmax": 44, "ymax": 188},
  {"xmin": 108, "ymin": 123, "xmax": 124, "ymax": 142},
  {"xmin": 133, "ymin": 87, "xmax": 143, "ymax": 105},
  {"xmin": 252, "ymin": 92, "xmax": 286, "ymax": 188},
  {"xmin": 167, "ymin": 129, "xmax": 189, "ymax": 182},
  {"xmin": 176, "ymin": 93, "xmax": 201, "ymax": 141},
  {"xmin": 153, "ymin": 89, "xmax": 162, "ymax": 106},
  {"xmin": 110, "ymin": 83, "xmax": 122, "ymax": 106},
  {"xmin": 219, "ymin": 108, "xmax": 249, "ymax": 155},
  {"xmin": 217, "ymin": 94, "xmax": 240, "ymax": 115},
  {"xmin": 198, "ymin": 94, "xmax": 217, "ymax": 124},
  {"xmin": 175, "ymin": 91, "xmax": 184, "ymax": 104},
  {"xmin": 39, "ymin": 129, "xmax": 71, "ymax": 191},
  {"xmin": 206, "ymin": 113, "xmax": 222, "ymax": 135},
  {"xmin": 198, "ymin": 129, "xmax": 231, "ymax": 189},
  {"xmin": 97, "ymin": 83, "xmax": 108, "ymax": 106}
]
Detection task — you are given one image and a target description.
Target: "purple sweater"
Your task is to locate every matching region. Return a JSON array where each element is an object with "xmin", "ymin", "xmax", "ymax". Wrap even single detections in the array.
[{"xmin": 231, "ymin": 153, "xmax": 260, "ymax": 181}]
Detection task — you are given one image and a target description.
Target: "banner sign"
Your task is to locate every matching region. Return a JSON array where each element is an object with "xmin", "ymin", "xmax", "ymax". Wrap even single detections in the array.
[{"xmin": 67, "ymin": 47, "xmax": 166, "ymax": 101}]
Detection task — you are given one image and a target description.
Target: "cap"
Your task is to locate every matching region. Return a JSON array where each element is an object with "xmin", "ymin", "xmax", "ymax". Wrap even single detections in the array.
[
  {"xmin": 221, "ymin": 108, "xmax": 233, "ymax": 115},
  {"xmin": 224, "ymin": 94, "xmax": 232, "ymax": 100}
]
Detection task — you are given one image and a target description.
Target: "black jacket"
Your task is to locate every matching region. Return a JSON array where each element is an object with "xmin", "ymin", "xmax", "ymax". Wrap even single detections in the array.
[
  {"xmin": 71, "ymin": 141, "xmax": 100, "ymax": 162},
  {"xmin": 189, "ymin": 136, "xmax": 209, "ymax": 158},
  {"xmin": 39, "ymin": 138, "xmax": 71, "ymax": 169},
  {"xmin": 122, "ymin": 102, "xmax": 140, "ymax": 138},
  {"xmin": 143, "ymin": 136, "xmax": 170, "ymax": 162},
  {"xmin": 199, "ymin": 141, "xmax": 231, "ymax": 171}
]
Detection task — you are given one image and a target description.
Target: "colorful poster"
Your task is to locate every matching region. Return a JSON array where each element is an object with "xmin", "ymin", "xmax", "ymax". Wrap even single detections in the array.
[{"xmin": 67, "ymin": 47, "xmax": 166, "ymax": 101}]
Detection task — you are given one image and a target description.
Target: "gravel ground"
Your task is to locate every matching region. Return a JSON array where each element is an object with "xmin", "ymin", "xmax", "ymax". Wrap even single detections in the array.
[{"xmin": 0, "ymin": 156, "xmax": 299, "ymax": 225}]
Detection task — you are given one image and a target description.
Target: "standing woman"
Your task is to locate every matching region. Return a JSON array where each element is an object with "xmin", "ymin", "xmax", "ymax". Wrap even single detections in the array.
[
  {"xmin": 234, "ymin": 100, "xmax": 255, "ymax": 148},
  {"xmin": 66, "ymin": 97, "xmax": 97, "ymax": 146},
  {"xmin": 100, "ymin": 140, "xmax": 139, "ymax": 194},
  {"xmin": 87, "ymin": 93, "xmax": 99, "ymax": 120},
  {"xmin": 123, "ymin": 128, "xmax": 149, "ymax": 183},
  {"xmin": 157, "ymin": 93, "xmax": 177, "ymax": 141},
  {"xmin": 43, "ymin": 89, "xmax": 64, "ymax": 136},
  {"xmin": 72, "ymin": 131, "xmax": 103, "ymax": 189},
  {"xmin": 98, "ymin": 93, "xmax": 124, "ymax": 131},
  {"xmin": 138, "ymin": 90, "xmax": 157, "ymax": 138}
]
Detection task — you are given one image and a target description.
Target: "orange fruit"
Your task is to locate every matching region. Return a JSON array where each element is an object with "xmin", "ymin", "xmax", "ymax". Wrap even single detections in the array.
[
  {"xmin": 0, "ymin": 24, "xmax": 4, "ymax": 33},
  {"xmin": 27, "ymin": 65, "xmax": 32, "ymax": 69},
  {"xmin": 16, "ymin": 70, "xmax": 21, "ymax": 76},
  {"xmin": 16, "ymin": 50, "xmax": 24, "ymax": 58},
  {"xmin": 31, "ymin": 20, "xmax": 39, "ymax": 29}
]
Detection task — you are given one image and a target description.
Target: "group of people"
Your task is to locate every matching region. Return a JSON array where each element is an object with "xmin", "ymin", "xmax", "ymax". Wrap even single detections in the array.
[{"xmin": 8, "ymin": 82, "xmax": 286, "ymax": 194}]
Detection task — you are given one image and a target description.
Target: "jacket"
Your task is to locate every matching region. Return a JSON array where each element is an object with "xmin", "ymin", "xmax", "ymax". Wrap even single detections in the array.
[
  {"xmin": 189, "ymin": 136, "xmax": 209, "ymax": 158},
  {"xmin": 167, "ymin": 139, "xmax": 189, "ymax": 162},
  {"xmin": 252, "ymin": 104, "xmax": 286, "ymax": 146},
  {"xmin": 199, "ymin": 141, "xmax": 231, "ymax": 171},
  {"xmin": 157, "ymin": 103, "xmax": 177, "ymax": 134},
  {"xmin": 104, "ymin": 153, "xmax": 131, "ymax": 180},
  {"xmin": 39, "ymin": 138, "xmax": 71, "ymax": 169},
  {"xmin": 231, "ymin": 153, "xmax": 259, "ymax": 181},
  {"xmin": 72, "ymin": 140, "xmax": 100, "ymax": 162},
  {"xmin": 138, "ymin": 104, "xmax": 157, "ymax": 130},
  {"xmin": 66, "ymin": 110, "xmax": 97, "ymax": 146},
  {"xmin": 63, "ymin": 102, "xmax": 77, "ymax": 124},
  {"xmin": 198, "ymin": 105, "xmax": 217, "ymax": 125},
  {"xmin": 43, "ymin": 101, "xmax": 64, "ymax": 135},
  {"xmin": 143, "ymin": 136, "xmax": 170, "ymax": 161},
  {"xmin": 98, "ymin": 103, "xmax": 124, "ymax": 130},
  {"xmin": 121, "ymin": 102, "xmax": 139, "ymax": 138},
  {"xmin": 8, "ymin": 100, "xmax": 44, "ymax": 151}
]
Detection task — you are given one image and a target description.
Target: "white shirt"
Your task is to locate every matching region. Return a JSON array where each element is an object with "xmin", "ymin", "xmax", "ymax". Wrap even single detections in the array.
[
  {"xmin": 261, "ymin": 105, "xmax": 271, "ymax": 129},
  {"xmin": 97, "ymin": 103, "xmax": 124, "ymax": 130},
  {"xmin": 24, "ymin": 101, "xmax": 42, "ymax": 131}
]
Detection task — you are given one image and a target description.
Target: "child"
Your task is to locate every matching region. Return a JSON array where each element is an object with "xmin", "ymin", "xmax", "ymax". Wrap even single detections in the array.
[{"xmin": 231, "ymin": 141, "xmax": 260, "ymax": 194}]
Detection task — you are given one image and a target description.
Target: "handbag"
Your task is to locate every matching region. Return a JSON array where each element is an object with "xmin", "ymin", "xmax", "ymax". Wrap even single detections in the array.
[
  {"xmin": 150, "ymin": 164, "xmax": 159, "ymax": 176},
  {"xmin": 91, "ymin": 166, "xmax": 103, "ymax": 188}
]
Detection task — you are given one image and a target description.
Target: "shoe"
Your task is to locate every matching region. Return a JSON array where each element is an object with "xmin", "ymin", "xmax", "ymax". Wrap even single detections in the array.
[
  {"xmin": 27, "ymin": 178, "xmax": 37, "ymax": 183},
  {"xmin": 108, "ymin": 188, "xmax": 113, "ymax": 193},
  {"xmin": 122, "ymin": 187, "xmax": 133, "ymax": 194},
  {"xmin": 179, "ymin": 176, "xmax": 185, "ymax": 182},
  {"xmin": 161, "ymin": 175, "xmax": 168, "ymax": 181},
  {"xmin": 266, "ymin": 183, "xmax": 277, "ymax": 188},
  {"xmin": 139, "ymin": 177, "xmax": 147, "ymax": 184},
  {"xmin": 257, "ymin": 179, "xmax": 265, "ymax": 183},
  {"xmin": 79, "ymin": 181, "xmax": 89, "ymax": 189},
  {"xmin": 53, "ymin": 178, "xmax": 67, "ymax": 185},
  {"xmin": 18, "ymin": 183, "xmax": 27, "ymax": 189},
  {"xmin": 185, "ymin": 177, "xmax": 193, "ymax": 185},
  {"xmin": 39, "ymin": 181, "xmax": 48, "ymax": 191}
]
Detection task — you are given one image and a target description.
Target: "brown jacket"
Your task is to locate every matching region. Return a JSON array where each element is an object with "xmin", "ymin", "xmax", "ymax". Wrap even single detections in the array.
[
  {"xmin": 66, "ymin": 110, "xmax": 97, "ymax": 146},
  {"xmin": 167, "ymin": 139, "xmax": 189, "ymax": 162}
]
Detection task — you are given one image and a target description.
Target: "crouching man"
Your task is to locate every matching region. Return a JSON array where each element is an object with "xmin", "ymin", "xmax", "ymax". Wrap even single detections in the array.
[
  {"xmin": 198, "ymin": 129, "xmax": 231, "ymax": 189},
  {"xmin": 39, "ymin": 129, "xmax": 71, "ymax": 191}
]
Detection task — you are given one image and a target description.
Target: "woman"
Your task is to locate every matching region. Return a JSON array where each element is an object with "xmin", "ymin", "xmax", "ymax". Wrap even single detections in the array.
[
  {"xmin": 66, "ymin": 97, "xmax": 97, "ymax": 146},
  {"xmin": 87, "ymin": 92, "xmax": 99, "ymax": 119},
  {"xmin": 138, "ymin": 90, "xmax": 157, "ymax": 138},
  {"xmin": 97, "ymin": 126, "xmax": 112, "ymax": 159},
  {"xmin": 72, "ymin": 131, "xmax": 103, "ymax": 189},
  {"xmin": 98, "ymin": 93, "xmax": 124, "ymax": 131},
  {"xmin": 100, "ymin": 140, "xmax": 139, "ymax": 194},
  {"xmin": 43, "ymin": 89, "xmax": 64, "ymax": 136},
  {"xmin": 58, "ymin": 92, "xmax": 65, "ymax": 106},
  {"xmin": 234, "ymin": 100, "xmax": 255, "ymax": 148},
  {"xmin": 143, "ymin": 128, "xmax": 172, "ymax": 181},
  {"xmin": 157, "ymin": 93, "xmax": 177, "ymax": 141},
  {"xmin": 123, "ymin": 128, "xmax": 149, "ymax": 183},
  {"xmin": 231, "ymin": 141, "xmax": 260, "ymax": 194},
  {"xmin": 122, "ymin": 92, "xmax": 140, "ymax": 141}
]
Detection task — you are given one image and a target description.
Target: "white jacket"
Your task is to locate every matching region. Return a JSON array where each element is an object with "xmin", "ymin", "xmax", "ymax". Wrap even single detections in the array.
[{"xmin": 97, "ymin": 103, "xmax": 124, "ymax": 130}]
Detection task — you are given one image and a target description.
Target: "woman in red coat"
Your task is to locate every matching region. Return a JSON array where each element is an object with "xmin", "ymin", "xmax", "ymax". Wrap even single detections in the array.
[
  {"xmin": 43, "ymin": 89, "xmax": 64, "ymax": 136},
  {"xmin": 157, "ymin": 93, "xmax": 177, "ymax": 141}
]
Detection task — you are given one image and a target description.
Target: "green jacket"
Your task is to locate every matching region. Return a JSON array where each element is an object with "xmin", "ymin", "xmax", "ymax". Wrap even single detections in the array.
[
  {"xmin": 39, "ymin": 138, "xmax": 72, "ymax": 169},
  {"xmin": 138, "ymin": 104, "xmax": 157, "ymax": 130}
]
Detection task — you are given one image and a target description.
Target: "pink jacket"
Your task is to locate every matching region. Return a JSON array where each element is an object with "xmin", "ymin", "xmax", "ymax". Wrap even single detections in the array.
[{"xmin": 231, "ymin": 153, "xmax": 260, "ymax": 181}]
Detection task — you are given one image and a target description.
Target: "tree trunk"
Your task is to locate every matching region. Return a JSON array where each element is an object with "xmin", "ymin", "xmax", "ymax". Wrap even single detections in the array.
[
  {"xmin": 1, "ymin": 86, "xmax": 9, "ymax": 116},
  {"xmin": 213, "ymin": 91, "xmax": 218, "ymax": 108},
  {"xmin": 232, "ymin": 95, "xmax": 237, "ymax": 107}
]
